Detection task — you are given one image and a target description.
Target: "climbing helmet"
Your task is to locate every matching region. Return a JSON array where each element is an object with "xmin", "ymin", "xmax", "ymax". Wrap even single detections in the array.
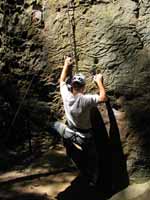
[{"xmin": 71, "ymin": 73, "xmax": 86, "ymax": 86}]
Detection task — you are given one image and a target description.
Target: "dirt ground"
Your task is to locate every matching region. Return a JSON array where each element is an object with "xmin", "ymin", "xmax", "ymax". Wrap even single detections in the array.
[
  {"xmin": 0, "ymin": 141, "xmax": 78, "ymax": 200},
  {"xmin": 0, "ymin": 133, "xmax": 113, "ymax": 200},
  {"xmin": 0, "ymin": 141, "xmax": 106, "ymax": 200}
]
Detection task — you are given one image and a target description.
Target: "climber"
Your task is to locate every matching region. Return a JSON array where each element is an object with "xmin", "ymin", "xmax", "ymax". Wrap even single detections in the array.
[{"xmin": 50, "ymin": 56, "xmax": 108, "ymax": 186}]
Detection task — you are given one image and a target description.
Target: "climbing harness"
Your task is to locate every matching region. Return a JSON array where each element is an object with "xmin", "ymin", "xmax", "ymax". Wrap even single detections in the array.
[{"xmin": 4, "ymin": 0, "xmax": 110, "ymax": 147}]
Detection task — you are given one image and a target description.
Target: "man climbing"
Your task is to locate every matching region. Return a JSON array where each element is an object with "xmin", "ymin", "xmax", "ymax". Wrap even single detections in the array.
[{"xmin": 50, "ymin": 56, "xmax": 108, "ymax": 186}]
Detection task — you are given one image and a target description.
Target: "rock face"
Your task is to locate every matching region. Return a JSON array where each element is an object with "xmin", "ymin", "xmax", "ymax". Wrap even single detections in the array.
[
  {"xmin": 0, "ymin": 0, "xmax": 50, "ymax": 145},
  {"xmin": 1, "ymin": 0, "xmax": 150, "ymax": 184},
  {"xmin": 109, "ymin": 180, "xmax": 150, "ymax": 200},
  {"xmin": 44, "ymin": 0, "xmax": 150, "ymax": 182}
]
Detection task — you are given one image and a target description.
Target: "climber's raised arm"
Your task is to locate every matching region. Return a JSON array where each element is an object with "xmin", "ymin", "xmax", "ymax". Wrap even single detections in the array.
[
  {"xmin": 60, "ymin": 56, "xmax": 73, "ymax": 84},
  {"xmin": 94, "ymin": 73, "xmax": 108, "ymax": 102}
]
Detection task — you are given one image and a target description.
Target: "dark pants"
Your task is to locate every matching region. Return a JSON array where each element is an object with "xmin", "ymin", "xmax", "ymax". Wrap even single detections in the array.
[{"xmin": 50, "ymin": 121, "xmax": 99, "ymax": 185}]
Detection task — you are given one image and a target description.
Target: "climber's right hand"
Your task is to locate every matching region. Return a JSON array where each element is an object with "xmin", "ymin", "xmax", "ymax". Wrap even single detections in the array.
[
  {"xmin": 64, "ymin": 56, "xmax": 74, "ymax": 67},
  {"xmin": 93, "ymin": 73, "xmax": 103, "ymax": 83}
]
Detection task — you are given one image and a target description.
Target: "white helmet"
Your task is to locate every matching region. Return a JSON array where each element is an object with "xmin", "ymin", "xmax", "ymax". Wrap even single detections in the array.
[{"xmin": 71, "ymin": 73, "xmax": 85, "ymax": 86}]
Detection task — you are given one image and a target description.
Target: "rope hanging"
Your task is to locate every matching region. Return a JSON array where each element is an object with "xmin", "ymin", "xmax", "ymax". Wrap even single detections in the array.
[{"xmin": 67, "ymin": 0, "xmax": 78, "ymax": 73}]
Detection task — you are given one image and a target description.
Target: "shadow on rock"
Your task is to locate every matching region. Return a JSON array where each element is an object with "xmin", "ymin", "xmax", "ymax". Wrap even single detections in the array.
[
  {"xmin": 56, "ymin": 174, "xmax": 108, "ymax": 200},
  {"xmin": 90, "ymin": 105, "xmax": 112, "ymax": 197},
  {"xmin": 106, "ymin": 101, "xmax": 129, "ymax": 193},
  {"xmin": 0, "ymin": 190, "xmax": 50, "ymax": 200},
  {"xmin": 91, "ymin": 101, "xmax": 129, "ymax": 195}
]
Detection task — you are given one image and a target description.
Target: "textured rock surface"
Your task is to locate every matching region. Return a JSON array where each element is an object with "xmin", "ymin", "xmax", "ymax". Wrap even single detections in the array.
[
  {"xmin": 0, "ymin": 0, "xmax": 150, "ymax": 184},
  {"xmin": 0, "ymin": 0, "xmax": 49, "ymax": 145},
  {"xmin": 43, "ymin": 0, "xmax": 150, "ymax": 182},
  {"xmin": 109, "ymin": 180, "xmax": 150, "ymax": 200}
]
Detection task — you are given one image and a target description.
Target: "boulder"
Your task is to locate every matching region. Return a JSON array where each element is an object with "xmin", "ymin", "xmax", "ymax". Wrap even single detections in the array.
[{"xmin": 109, "ymin": 181, "xmax": 150, "ymax": 200}]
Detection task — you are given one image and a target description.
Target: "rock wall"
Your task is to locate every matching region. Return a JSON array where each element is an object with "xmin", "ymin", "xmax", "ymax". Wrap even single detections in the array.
[
  {"xmin": 0, "ymin": 0, "xmax": 50, "ymax": 145},
  {"xmin": 0, "ymin": 0, "xmax": 150, "ymax": 182},
  {"xmin": 43, "ymin": 0, "xmax": 150, "ymax": 181}
]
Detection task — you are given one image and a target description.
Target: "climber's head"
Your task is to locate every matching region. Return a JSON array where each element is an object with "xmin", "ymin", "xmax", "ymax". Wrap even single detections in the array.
[{"xmin": 71, "ymin": 73, "xmax": 86, "ymax": 93}]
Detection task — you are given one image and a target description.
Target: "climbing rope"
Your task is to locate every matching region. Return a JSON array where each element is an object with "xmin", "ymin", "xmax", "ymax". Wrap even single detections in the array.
[
  {"xmin": 4, "ymin": 0, "xmax": 111, "ymax": 142},
  {"xmin": 67, "ymin": 0, "xmax": 78, "ymax": 73}
]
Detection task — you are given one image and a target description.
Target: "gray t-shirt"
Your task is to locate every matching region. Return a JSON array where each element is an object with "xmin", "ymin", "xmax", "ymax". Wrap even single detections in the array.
[{"xmin": 60, "ymin": 82, "xmax": 99, "ymax": 129}]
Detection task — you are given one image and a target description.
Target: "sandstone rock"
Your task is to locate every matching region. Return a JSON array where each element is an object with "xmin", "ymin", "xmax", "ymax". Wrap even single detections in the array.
[
  {"xmin": 0, "ymin": 0, "xmax": 50, "ymax": 147},
  {"xmin": 32, "ymin": 10, "xmax": 42, "ymax": 20},
  {"xmin": 109, "ymin": 181, "xmax": 150, "ymax": 200},
  {"xmin": 43, "ymin": 0, "xmax": 150, "ymax": 182},
  {"xmin": 1, "ymin": 0, "xmax": 150, "ymax": 185},
  {"xmin": 0, "ymin": 13, "xmax": 3, "ymax": 28}
]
